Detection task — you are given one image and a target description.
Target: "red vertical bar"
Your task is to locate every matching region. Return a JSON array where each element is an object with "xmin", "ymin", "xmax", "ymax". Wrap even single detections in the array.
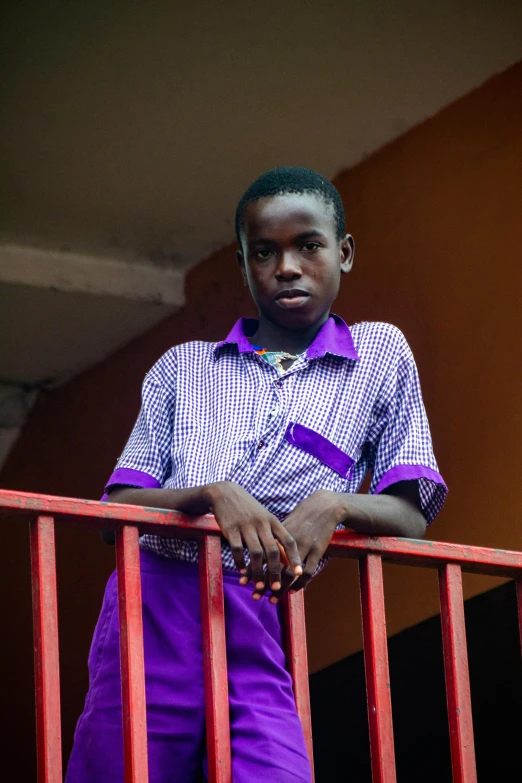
[
  {"xmin": 359, "ymin": 553, "xmax": 396, "ymax": 783},
  {"xmin": 116, "ymin": 525, "xmax": 149, "ymax": 783},
  {"xmin": 198, "ymin": 535, "xmax": 232, "ymax": 783},
  {"xmin": 30, "ymin": 515, "xmax": 62, "ymax": 783},
  {"xmin": 282, "ymin": 590, "xmax": 315, "ymax": 778},
  {"xmin": 438, "ymin": 563, "xmax": 477, "ymax": 783},
  {"xmin": 516, "ymin": 580, "xmax": 522, "ymax": 659}
]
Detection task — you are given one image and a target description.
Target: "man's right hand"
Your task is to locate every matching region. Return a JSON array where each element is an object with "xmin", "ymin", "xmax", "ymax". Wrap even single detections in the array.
[
  {"xmin": 106, "ymin": 482, "xmax": 302, "ymax": 594},
  {"xmin": 205, "ymin": 481, "xmax": 302, "ymax": 594}
]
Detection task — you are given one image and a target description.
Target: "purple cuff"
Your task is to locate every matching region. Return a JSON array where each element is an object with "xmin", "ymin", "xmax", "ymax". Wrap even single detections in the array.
[
  {"xmin": 104, "ymin": 467, "xmax": 162, "ymax": 497},
  {"xmin": 374, "ymin": 464, "xmax": 447, "ymax": 495}
]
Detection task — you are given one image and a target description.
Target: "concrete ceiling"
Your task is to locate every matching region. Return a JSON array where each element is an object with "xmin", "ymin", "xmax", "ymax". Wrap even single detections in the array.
[
  {"xmin": 1, "ymin": 0, "xmax": 521, "ymax": 461},
  {"xmin": 2, "ymin": 1, "xmax": 522, "ymax": 269}
]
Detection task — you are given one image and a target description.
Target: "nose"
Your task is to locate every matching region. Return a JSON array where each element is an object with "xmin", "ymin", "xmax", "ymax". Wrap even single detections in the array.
[{"xmin": 275, "ymin": 251, "xmax": 302, "ymax": 281}]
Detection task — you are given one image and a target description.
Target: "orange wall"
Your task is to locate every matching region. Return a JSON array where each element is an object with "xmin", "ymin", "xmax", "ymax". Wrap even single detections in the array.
[
  {"xmin": 1, "ymin": 63, "xmax": 522, "ymax": 766},
  {"xmin": 305, "ymin": 60, "xmax": 522, "ymax": 669}
]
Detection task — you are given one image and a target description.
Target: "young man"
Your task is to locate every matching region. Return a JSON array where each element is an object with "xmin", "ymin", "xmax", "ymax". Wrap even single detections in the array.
[{"xmin": 66, "ymin": 167, "xmax": 446, "ymax": 782}]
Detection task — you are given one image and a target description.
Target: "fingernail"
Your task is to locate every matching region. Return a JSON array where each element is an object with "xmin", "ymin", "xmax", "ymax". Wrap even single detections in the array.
[
  {"xmin": 255, "ymin": 581, "xmax": 265, "ymax": 590},
  {"xmin": 271, "ymin": 581, "xmax": 281, "ymax": 591},
  {"xmin": 269, "ymin": 596, "xmax": 278, "ymax": 604},
  {"xmin": 253, "ymin": 593, "xmax": 261, "ymax": 600},
  {"xmin": 294, "ymin": 565, "xmax": 303, "ymax": 576},
  {"xmin": 239, "ymin": 577, "xmax": 248, "ymax": 585}
]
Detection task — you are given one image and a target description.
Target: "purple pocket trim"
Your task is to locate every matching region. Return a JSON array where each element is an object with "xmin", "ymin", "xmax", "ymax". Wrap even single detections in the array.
[
  {"xmin": 374, "ymin": 464, "xmax": 448, "ymax": 495},
  {"xmin": 285, "ymin": 422, "xmax": 354, "ymax": 479},
  {"xmin": 104, "ymin": 467, "xmax": 162, "ymax": 495}
]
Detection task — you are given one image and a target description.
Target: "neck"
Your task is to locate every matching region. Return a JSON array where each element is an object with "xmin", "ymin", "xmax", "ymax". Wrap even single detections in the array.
[{"xmin": 252, "ymin": 313, "xmax": 329, "ymax": 354}]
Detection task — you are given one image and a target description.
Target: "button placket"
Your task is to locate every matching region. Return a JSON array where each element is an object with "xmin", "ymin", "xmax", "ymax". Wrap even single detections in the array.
[
  {"xmin": 268, "ymin": 405, "xmax": 279, "ymax": 422},
  {"xmin": 251, "ymin": 382, "xmax": 284, "ymax": 455}
]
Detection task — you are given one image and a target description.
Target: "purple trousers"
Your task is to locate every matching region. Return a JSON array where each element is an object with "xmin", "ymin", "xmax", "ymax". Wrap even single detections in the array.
[{"xmin": 65, "ymin": 550, "xmax": 312, "ymax": 782}]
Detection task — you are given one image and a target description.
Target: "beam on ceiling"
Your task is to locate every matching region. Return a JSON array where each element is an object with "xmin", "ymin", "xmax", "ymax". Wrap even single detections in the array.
[{"xmin": 0, "ymin": 244, "xmax": 185, "ymax": 306}]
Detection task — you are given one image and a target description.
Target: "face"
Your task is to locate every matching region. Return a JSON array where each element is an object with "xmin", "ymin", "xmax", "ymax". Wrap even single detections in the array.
[{"xmin": 238, "ymin": 193, "xmax": 354, "ymax": 330}]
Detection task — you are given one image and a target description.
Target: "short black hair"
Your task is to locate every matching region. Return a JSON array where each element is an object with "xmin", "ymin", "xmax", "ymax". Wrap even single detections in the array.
[{"xmin": 235, "ymin": 166, "xmax": 346, "ymax": 244}]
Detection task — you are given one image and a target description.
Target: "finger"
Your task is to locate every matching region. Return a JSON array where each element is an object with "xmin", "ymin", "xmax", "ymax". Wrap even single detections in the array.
[
  {"xmin": 268, "ymin": 566, "xmax": 297, "ymax": 603},
  {"xmin": 272, "ymin": 523, "xmax": 303, "ymax": 577},
  {"xmin": 287, "ymin": 550, "xmax": 322, "ymax": 593},
  {"xmin": 227, "ymin": 528, "xmax": 247, "ymax": 575},
  {"xmin": 244, "ymin": 539, "xmax": 288, "ymax": 588},
  {"xmin": 253, "ymin": 580, "xmax": 272, "ymax": 600},
  {"xmin": 241, "ymin": 563, "xmax": 252, "ymax": 586},
  {"xmin": 258, "ymin": 525, "xmax": 283, "ymax": 591},
  {"xmin": 242, "ymin": 530, "xmax": 265, "ymax": 595}
]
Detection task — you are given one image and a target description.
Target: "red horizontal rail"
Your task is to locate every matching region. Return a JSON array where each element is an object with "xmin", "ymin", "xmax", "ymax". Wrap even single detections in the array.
[
  {"xmin": 359, "ymin": 553, "xmax": 396, "ymax": 783},
  {"xmin": 328, "ymin": 531, "xmax": 522, "ymax": 577},
  {"xmin": 198, "ymin": 535, "xmax": 232, "ymax": 783},
  {"xmin": 439, "ymin": 564, "xmax": 477, "ymax": 783},
  {"xmin": 30, "ymin": 515, "xmax": 62, "ymax": 783},
  {"xmin": 0, "ymin": 488, "xmax": 219, "ymax": 538},
  {"xmin": 116, "ymin": 525, "xmax": 149, "ymax": 783},
  {"xmin": 3, "ymin": 489, "xmax": 522, "ymax": 576}
]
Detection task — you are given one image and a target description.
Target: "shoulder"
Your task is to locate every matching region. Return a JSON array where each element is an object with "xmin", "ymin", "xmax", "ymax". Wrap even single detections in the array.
[
  {"xmin": 350, "ymin": 321, "xmax": 411, "ymax": 362},
  {"xmin": 145, "ymin": 341, "xmax": 217, "ymax": 385}
]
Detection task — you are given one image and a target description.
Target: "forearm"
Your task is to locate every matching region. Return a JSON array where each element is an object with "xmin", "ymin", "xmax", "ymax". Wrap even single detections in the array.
[
  {"xmin": 274, "ymin": 484, "xmax": 426, "ymax": 595},
  {"xmin": 107, "ymin": 485, "xmax": 213, "ymax": 516},
  {"xmin": 337, "ymin": 491, "xmax": 426, "ymax": 539},
  {"xmin": 100, "ymin": 485, "xmax": 213, "ymax": 544}
]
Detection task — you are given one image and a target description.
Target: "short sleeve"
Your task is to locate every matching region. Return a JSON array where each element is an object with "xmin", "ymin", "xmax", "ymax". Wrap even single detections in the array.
[
  {"xmin": 368, "ymin": 332, "xmax": 447, "ymax": 524},
  {"xmin": 103, "ymin": 352, "xmax": 176, "ymax": 496}
]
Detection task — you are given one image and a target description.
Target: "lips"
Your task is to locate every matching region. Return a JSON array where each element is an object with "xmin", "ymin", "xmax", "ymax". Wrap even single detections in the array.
[{"xmin": 275, "ymin": 289, "xmax": 311, "ymax": 309}]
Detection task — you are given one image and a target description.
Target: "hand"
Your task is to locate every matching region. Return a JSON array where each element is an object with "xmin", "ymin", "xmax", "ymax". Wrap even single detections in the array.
[
  {"xmin": 263, "ymin": 490, "xmax": 347, "ymax": 602},
  {"xmin": 206, "ymin": 481, "xmax": 302, "ymax": 595}
]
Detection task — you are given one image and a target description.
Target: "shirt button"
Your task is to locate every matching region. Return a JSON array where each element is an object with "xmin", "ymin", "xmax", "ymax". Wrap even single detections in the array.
[
  {"xmin": 275, "ymin": 380, "xmax": 282, "ymax": 388},
  {"xmin": 258, "ymin": 440, "xmax": 265, "ymax": 448}
]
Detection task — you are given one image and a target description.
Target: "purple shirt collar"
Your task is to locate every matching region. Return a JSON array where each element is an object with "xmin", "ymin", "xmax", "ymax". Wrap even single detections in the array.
[{"xmin": 214, "ymin": 314, "xmax": 360, "ymax": 361}]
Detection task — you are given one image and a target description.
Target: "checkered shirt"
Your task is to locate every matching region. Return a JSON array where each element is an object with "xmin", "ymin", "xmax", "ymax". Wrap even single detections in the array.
[{"xmin": 104, "ymin": 315, "xmax": 447, "ymax": 576}]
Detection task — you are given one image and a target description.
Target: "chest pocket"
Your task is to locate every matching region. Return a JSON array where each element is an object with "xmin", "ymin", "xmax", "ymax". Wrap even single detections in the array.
[{"xmin": 285, "ymin": 422, "xmax": 354, "ymax": 479}]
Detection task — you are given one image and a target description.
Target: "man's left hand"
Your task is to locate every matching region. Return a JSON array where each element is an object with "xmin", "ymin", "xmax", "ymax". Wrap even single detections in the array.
[{"xmin": 245, "ymin": 489, "xmax": 346, "ymax": 601}]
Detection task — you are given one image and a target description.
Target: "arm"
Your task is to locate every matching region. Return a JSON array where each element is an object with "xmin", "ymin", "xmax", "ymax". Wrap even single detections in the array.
[
  {"xmin": 100, "ymin": 485, "xmax": 210, "ymax": 544},
  {"xmin": 254, "ymin": 481, "xmax": 425, "ymax": 600},
  {"xmin": 100, "ymin": 485, "xmax": 213, "ymax": 543},
  {"xmin": 334, "ymin": 480, "xmax": 426, "ymax": 539},
  {"xmin": 105, "ymin": 482, "xmax": 303, "ymax": 590},
  {"xmin": 107, "ymin": 485, "xmax": 213, "ymax": 516}
]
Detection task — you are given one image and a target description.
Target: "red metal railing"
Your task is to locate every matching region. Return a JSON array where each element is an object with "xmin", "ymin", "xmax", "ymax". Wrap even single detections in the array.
[{"xmin": 2, "ymin": 488, "xmax": 522, "ymax": 782}]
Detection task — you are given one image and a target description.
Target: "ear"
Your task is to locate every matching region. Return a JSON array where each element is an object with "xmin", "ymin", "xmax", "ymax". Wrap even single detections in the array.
[
  {"xmin": 340, "ymin": 234, "xmax": 354, "ymax": 274},
  {"xmin": 237, "ymin": 249, "xmax": 249, "ymax": 287}
]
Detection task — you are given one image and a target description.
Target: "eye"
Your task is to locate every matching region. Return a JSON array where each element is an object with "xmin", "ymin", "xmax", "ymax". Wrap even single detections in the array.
[
  {"xmin": 254, "ymin": 248, "xmax": 274, "ymax": 260},
  {"xmin": 300, "ymin": 242, "xmax": 321, "ymax": 253}
]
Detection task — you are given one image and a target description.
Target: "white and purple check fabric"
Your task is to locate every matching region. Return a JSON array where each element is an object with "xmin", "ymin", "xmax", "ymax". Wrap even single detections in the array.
[{"xmin": 104, "ymin": 315, "xmax": 447, "ymax": 575}]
